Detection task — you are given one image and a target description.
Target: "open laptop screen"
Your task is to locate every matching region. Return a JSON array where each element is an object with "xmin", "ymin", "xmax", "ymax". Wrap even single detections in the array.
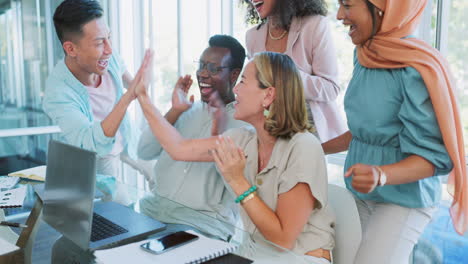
[{"xmin": 42, "ymin": 140, "xmax": 96, "ymax": 249}]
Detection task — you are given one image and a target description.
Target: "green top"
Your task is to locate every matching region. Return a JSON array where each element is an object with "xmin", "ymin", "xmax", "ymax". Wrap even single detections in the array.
[{"xmin": 344, "ymin": 50, "xmax": 453, "ymax": 208}]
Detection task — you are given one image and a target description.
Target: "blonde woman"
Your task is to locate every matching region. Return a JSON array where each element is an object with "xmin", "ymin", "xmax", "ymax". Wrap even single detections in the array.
[{"xmin": 136, "ymin": 52, "xmax": 334, "ymax": 263}]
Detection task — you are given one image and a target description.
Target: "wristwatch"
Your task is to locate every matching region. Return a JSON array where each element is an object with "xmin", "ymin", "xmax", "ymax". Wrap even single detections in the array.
[{"xmin": 375, "ymin": 166, "xmax": 387, "ymax": 186}]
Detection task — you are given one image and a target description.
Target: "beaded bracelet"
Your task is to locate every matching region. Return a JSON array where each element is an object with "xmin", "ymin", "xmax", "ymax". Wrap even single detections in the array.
[
  {"xmin": 235, "ymin": 185, "xmax": 257, "ymax": 203},
  {"xmin": 240, "ymin": 192, "xmax": 257, "ymax": 205}
]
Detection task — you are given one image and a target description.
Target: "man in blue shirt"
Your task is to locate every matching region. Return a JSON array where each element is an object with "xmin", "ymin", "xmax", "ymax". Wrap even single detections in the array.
[
  {"xmin": 138, "ymin": 35, "xmax": 247, "ymax": 240},
  {"xmin": 43, "ymin": 0, "xmax": 148, "ymax": 177}
]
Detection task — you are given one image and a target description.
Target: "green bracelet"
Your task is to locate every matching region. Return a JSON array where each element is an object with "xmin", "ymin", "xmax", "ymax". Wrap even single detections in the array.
[{"xmin": 235, "ymin": 185, "xmax": 258, "ymax": 203}]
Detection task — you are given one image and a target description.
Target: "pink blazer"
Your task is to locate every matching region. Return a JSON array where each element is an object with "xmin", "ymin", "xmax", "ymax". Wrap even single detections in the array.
[{"xmin": 246, "ymin": 15, "xmax": 347, "ymax": 142}]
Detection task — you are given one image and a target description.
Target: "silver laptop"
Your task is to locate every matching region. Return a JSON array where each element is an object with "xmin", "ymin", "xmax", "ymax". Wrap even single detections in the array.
[{"xmin": 42, "ymin": 140, "xmax": 166, "ymax": 250}]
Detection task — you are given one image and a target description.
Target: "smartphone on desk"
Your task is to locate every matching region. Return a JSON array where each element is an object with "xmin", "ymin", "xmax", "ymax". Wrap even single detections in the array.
[{"xmin": 140, "ymin": 231, "xmax": 199, "ymax": 254}]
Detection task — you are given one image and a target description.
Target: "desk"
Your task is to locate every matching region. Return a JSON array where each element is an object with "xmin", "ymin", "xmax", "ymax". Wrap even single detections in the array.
[
  {"xmin": 1, "ymin": 184, "xmax": 42, "ymax": 264},
  {"xmin": 1, "ymin": 182, "xmax": 310, "ymax": 264}
]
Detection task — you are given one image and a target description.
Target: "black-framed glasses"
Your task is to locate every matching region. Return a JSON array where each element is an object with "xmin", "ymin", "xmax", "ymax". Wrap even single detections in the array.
[{"xmin": 195, "ymin": 61, "xmax": 230, "ymax": 75}]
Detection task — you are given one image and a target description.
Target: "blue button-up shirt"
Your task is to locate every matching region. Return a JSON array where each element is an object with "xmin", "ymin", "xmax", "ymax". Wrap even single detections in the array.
[{"xmin": 43, "ymin": 52, "xmax": 138, "ymax": 159}]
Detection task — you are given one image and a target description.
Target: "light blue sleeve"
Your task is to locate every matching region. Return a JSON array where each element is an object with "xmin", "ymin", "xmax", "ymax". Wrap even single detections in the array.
[
  {"xmin": 43, "ymin": 80, "xmax": 115, "ymax": 156},
  {"xmin": 397, "ymin": 67, "xmax": 453, "ymax": 175}
]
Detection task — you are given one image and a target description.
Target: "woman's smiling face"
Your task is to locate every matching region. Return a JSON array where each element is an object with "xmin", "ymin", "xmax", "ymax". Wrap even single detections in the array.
[
  {"xmin": 250, "ymin": 0, "xmax": 276, "ymax": 19},
  {"xmin": 233, "ymin": 61, "xmax": 266, "ymax": 122},
  {"xmin": 337, "ymin": 0, "xmax": 380, "ymax": 46}
]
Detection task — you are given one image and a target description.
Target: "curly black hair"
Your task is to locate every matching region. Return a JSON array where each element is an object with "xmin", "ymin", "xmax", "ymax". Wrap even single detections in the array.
[{"xmin": 241, "ymin": 0, "xmax": 328, "ymax": 30}]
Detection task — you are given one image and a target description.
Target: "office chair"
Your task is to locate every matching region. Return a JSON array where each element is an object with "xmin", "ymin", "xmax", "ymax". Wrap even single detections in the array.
[
  {"xmin": 327, "ymin": 183, "xmax": 362, "ymax": 264},
  {"xmin": 120, "ymin": 152, "xmax": 155, "ymax": 190}
]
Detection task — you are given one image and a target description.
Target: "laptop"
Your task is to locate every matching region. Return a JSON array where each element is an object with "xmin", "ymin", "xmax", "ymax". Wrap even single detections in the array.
[{"xmin": 42, "ymin": 140, "xmax": 166, "ymax": 250}]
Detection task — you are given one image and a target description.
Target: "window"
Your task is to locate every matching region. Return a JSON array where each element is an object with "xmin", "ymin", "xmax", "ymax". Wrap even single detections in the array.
[
  {"xmin": 445, "ymin": 0, "xmax": 468, "ymax": 153},
  {"xmin": 111, "ymin": 0, "xmax": 249, "ymax": 116},
  {"xmin": 325, "ymin": 0, "xmax": 354, "ymax": 95},
  {"xmin": 416, "ymin": 0, "xmax": 468, "ymax": 153},
  {"xmin": 0, "ymin": 0, "xmax": 54, "ymax": 167}
]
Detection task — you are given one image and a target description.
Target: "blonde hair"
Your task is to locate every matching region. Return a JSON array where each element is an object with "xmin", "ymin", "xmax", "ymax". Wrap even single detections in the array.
[{"xmin": 253, "ymin": 52, "xmax": 312, "ymax": 139}]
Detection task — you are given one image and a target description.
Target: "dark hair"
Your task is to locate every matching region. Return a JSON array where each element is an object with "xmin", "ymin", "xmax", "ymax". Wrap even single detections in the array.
[
  {"xmin": 53, "ymin": 0, "xmax": 103, "ymax": 43},
  {"xmin": 365, "ymin": 0, "xmax": 378, "ymax": 41},
  {"xmin": 208, "ymin": 34, "xmax": 246, "ymax": 71},
  {"xmin": 242, "ymin": 0, "xmax": 328, "ymax": 30}
]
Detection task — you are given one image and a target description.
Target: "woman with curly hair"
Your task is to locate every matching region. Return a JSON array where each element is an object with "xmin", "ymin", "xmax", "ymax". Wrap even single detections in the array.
[{"xmin": 243, "ymin": 0, "xmax": 347, "ymax": 143}]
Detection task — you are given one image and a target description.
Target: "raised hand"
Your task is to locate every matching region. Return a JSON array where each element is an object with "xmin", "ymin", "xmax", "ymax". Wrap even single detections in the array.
[
  {"xmin": 133, "ymin": 49, "xmax": 154, "ymax": 98},
  {"xmin": 345, "ymin": 163, "xmax": 379, "ymax": 193},
  {"xmin": 209, "ymin": 91, "xmax": 228, "ymax": 136},
  {"xmin": 171, "ymin": 75, "xmax": 194, "ymax": 112},
  {"xmin": 211, "ymin": 136, "xmax": 246, "ymax": 184}
]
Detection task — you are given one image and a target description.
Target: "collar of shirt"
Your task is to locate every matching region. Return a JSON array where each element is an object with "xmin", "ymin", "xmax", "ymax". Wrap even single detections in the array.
[{"xmin": 54, "ymin": 56, "xmax": 120, "ymax": 98}]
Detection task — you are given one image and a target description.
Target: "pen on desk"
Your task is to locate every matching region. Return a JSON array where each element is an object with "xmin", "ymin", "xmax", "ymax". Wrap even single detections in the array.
[{"xmin": 0, "ymin": 221, "xmax": 28, "ymax": 228}]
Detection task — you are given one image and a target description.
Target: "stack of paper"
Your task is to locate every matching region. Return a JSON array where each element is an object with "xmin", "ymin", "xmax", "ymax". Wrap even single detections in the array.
[
  {"xmin": 8, "ymin": 166, "xmax": 46, "ymax": 182},
  {"xmin": 0, "ymin": 186, "xmax": 27, "ymax": 208},
  {"xmin": 0, "ymin": 176, "xmax": 20, "ymax": 190}
]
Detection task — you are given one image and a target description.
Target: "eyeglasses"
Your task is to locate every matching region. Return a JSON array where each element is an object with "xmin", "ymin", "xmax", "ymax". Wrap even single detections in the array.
[{"xmin": 195, "ymin": 61, "xmax": 230, "ymax": 75}]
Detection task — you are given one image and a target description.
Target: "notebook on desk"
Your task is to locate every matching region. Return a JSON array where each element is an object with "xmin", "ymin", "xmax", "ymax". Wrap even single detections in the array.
[
  {"xmin": 8, "ymin": 165, "xmax": 46, "ymax": 181},
  {"xmin": 203, "ymin": 253, "xmax": 253, "ymax": 264},
  {"xmin": 95, "ymin": 230, "xmax": 243, "ymax": 264},
  {"xmin": 0, "ymin": 186, "xmax": 27, "ymax": 208},
  {"xmin": 42, "ymin": 140, "xmax": 166, "ymax": 251}
]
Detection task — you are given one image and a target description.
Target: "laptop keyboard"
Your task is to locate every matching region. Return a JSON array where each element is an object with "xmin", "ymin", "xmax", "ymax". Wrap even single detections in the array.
[{"xmin": 90, "ymin": 213, "xmax": 129, "ymax": 242}]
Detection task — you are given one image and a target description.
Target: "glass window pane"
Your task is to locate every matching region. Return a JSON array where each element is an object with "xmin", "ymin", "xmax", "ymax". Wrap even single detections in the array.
[
  {"xmin": 118, "ymin": 1, "xmax": 135, "ymax": 74},
  {"xmin": 208, "ymin": 0, "xmax": 222, "ymax": 35},
  {"xmin": 150, "ymin": 0, "xmax": 179, "ymax": 113},
  {"xmin": 0, "ymin": 2, "xmax": 24, "ymax": 109},
  {"xmin": 0, "ymin": 0, "xmax": 53, "ymax": 130},
  {"xmin": 233, "ymin": 0, "xmax": 249, "ymax": 63},
  {"xmin": 326, "ymin": 0, "xmax": 354, "ymax": 92},
  {"xmin": 428, "ymin": 0, "xmax": 439, "ymax": 47},
  {"xmin": 180, "ymin": 0, "xmax": 210, "ymax": 103},
  {"xmin": 22, "ymin": 0, "xmax": 49, "ymax": 111},
  {"xmin": 447, "ymin": 0, "xmax": 468, "ymax": 152}
]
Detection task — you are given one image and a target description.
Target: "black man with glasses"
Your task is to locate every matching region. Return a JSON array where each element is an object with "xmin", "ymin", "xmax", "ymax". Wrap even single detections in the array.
[{"xmin": 137, "ymin": 35, "xmax": 247, "ymax": 240}]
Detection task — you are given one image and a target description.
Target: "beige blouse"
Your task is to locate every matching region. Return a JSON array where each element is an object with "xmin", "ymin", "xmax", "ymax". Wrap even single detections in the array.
[{"xmin": 223, "ymin": 126, "xmax": 335, "ymax": 255}]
